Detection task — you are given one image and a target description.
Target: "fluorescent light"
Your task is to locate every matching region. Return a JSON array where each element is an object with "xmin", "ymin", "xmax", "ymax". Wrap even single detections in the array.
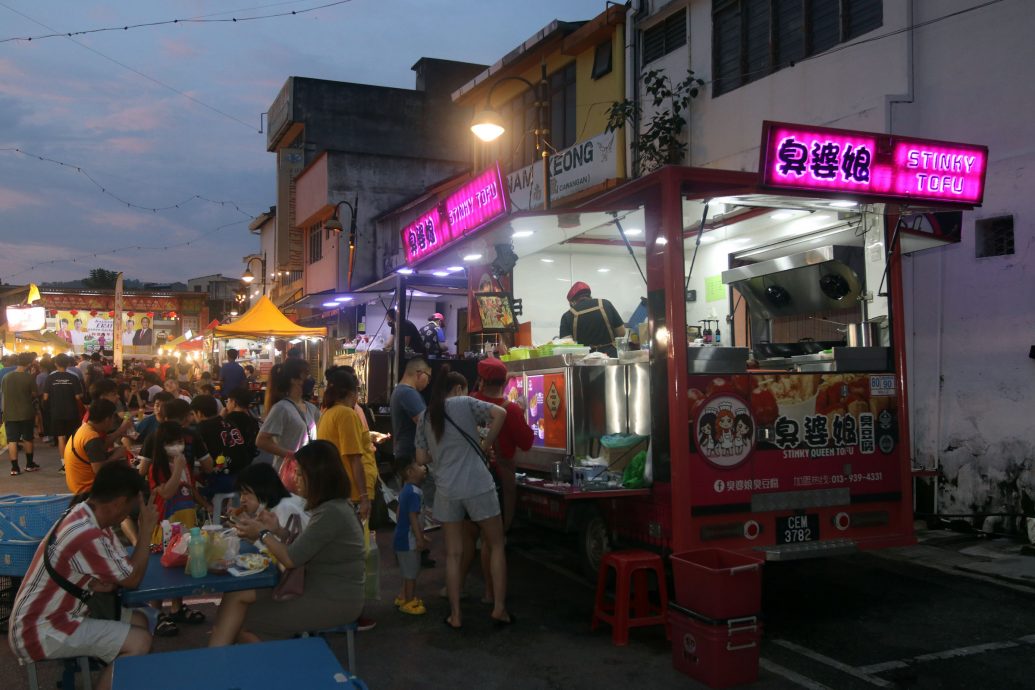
[
  {"xmin": 557, "ymin": 278, "xmax": 570, "ymax": 282},
  {"xmin": 396, "ymin": 268, "xmax": 414, "ymax": 275},
  {"xmin": 770, "ymin": 212, "xmax": 793, "ymax": 220},
  {"xmin": 512, "ymin": 230, "xmax": 534, "ymax": 238},
  {"xmin": 322, "ymin": 302, "xmax": 338, "ymax": 308},
  {"xmin": 655, "ymin": 237, "xmax": 669, "ymax": 245},
  {"xmin": 830, "ymin": 200, "xmax": 858, "ymax": 208},
  {"xmin": 432, "ymin": 271, "xmax": 449, "ymax": 277},
  {"xmin": 289, "ymin": 338, "xmax": 302, "ymax": 344},
  {"xmin": 463, "ymin": 254, "xmax": 483, "ymax": 262},
  {"xmin": 540, "ymin": 258, "xmax": 555, "ymax": 263},
  {"xmin": 597, "ymin": 268, "xmax": 611, "ymax": 273},
  {"xmin": 334, "ymin": 296, "xmax": 351, "ymax": 302},
  {"xmin": 446, "ymin": 266, "xmax": 464, "ymax": 273},
  {"xmin": 622, "ymin": 228, "xmax": 642, "ymax": 236}
]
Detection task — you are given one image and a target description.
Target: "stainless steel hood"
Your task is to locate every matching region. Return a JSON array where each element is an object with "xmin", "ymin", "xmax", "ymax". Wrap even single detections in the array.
[{"xmin": 721, "ymin": 245, "xmax": 865, "ymax": 319}]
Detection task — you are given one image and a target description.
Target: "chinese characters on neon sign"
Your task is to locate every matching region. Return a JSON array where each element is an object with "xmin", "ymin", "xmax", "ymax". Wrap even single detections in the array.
[
  {"xmin": 402, "ymin": 163, "xmax": 509, "ymax": 265},
  {"xmin": 760, "ymin": 122, "xmax": 987, "ymax": 205}
]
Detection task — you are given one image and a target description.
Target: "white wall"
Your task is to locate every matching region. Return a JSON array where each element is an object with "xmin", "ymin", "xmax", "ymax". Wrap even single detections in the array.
[{"xmin": 515, "ymin": 249, "xmax": 647, "ymax": 346}]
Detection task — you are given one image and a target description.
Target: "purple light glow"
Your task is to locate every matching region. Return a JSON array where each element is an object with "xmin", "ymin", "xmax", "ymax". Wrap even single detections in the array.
[{"xmin": 760, "ymin": 122, "xmax": 987, "ymax": 205}]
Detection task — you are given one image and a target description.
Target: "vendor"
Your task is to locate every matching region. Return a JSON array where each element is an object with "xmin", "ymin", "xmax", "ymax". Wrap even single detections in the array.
[
  {"xmin": 559, "ymin": 282, "xmax": 626, "ymax": 356},
  {"xmin": 385, "ymin": 308, "xmax": 427, "ymax": 355},
  {"xmin": 420, "ymin": 312, "xmax": 448, "ymax": 355}
]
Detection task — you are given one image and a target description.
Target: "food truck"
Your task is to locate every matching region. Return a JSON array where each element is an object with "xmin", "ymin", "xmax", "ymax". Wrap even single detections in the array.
[{"xmin": 397, "ymin": 122, "xmax": 988, "ymax": 575}]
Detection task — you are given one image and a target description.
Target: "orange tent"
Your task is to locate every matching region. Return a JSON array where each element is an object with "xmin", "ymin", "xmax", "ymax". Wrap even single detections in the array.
[{"xmin": 212, "ymin": 296, "xmax": 326, "ymax": 339}]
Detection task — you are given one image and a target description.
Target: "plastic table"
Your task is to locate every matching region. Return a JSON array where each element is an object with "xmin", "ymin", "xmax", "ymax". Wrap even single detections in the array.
[
  {"xmin": 121, "ymin": 552, "xmax": 278, "ymax": 606},
  {"xmin": 111, "ymin": 637, "xmax": 367, "ymax": 689}
]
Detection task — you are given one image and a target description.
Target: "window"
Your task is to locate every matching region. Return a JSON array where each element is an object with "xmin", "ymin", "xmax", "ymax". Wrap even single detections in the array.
[
  {"xmin": 975, "ymin": 215, "xmax": 1014, "ymax": 258},
  {"xmin": 592, "ymin": 40, "xmax": 613, "ymax": 80},
  {"xmin": 643, "ymin": 9, "xmax": 688, "ymax": 65},
  {"xmin": 193, "ymin": 285, "xmax": 202, "ymax": 292},
  {"xmin": 307, "ymin": 223, "xmax": 323, "ymax": 264},
  {"xmin": 712, "ymin": 0, "xmax": 883, "ymax": 97}
]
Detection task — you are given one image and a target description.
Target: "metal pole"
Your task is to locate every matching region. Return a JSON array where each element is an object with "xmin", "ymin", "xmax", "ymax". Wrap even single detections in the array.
[{"xmin": 538, "ymin": 61, "xmax": 551, "ymax": 210}]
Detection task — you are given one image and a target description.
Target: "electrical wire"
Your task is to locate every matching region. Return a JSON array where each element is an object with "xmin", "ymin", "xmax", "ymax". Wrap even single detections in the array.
[
  {"xmin": 0, "ymin": 148, "xmax": 256, "ymax": 217},
  {"xmin": 0, "ymin": 219, "xmax": 250, "ymax": 283},
  {"xmin": 0, "ymin": 0, "xmax": 355, "ymax": 44},
  {"xmin": 0, "ymin": 2, "xmax": 260, "ymax": 131}
]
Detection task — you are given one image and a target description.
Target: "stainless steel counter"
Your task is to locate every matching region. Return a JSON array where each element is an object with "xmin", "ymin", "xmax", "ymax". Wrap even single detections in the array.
[{"xmin": 688, "ymin": 347, "xmax": 750, "ymax": 373}]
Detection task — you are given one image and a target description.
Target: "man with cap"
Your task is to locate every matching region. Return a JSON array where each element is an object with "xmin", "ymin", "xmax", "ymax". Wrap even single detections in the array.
[
  {"xmin": 419, "ymin": 313, "xmax": 448, "ymax": 355},
  {"xmin": 558, "ymin": 282, "xmax": 626, "ymax": 356}
]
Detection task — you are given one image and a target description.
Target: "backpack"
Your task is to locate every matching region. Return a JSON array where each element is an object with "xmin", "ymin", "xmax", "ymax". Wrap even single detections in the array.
[{"xmin": 419, "ymin": 322, "xmax": 443, "ymax": 355}]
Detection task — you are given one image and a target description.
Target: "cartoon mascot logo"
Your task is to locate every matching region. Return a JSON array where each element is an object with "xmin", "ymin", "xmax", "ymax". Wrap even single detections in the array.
[{"xmin": 696, "ymin": 394, "xmax": 755, "ymax": 468}]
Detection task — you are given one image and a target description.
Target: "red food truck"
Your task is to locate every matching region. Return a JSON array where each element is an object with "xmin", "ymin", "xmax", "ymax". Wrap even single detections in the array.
[{"xmin": 398, "ymin": 121, "xmax": 987, "ymax": 577}]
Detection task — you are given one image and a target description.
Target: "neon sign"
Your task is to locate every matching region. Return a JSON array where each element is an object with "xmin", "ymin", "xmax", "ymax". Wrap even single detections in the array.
[
  {"xmin": 402, "ymin": 163, "xmax": 509, "ymax": 265},
  {"xmin": 760, "ymin": 122, "xmax": 987, "ymax": 205}
]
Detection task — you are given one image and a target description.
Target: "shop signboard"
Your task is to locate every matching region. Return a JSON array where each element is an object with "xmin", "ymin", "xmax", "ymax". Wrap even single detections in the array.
[
  {"xmin": 687, "ymin": 373, "xmax": 900, "ymax": 513},
  {"xmin": 507, "ymin": 130, "xmax": 619, "ymax": 211},
  {"xmin": 759, "ymin": 121, "xmax": 988, "ymax": 205},
  {"xmin": 402, "ymin": 163, "xmax": 509, "ymax": 265}
]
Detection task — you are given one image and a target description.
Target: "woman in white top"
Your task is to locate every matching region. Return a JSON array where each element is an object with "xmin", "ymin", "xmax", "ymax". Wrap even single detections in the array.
[{"xmin": 256, "ymin": 359, "xmax": 320, "ymax": 480}]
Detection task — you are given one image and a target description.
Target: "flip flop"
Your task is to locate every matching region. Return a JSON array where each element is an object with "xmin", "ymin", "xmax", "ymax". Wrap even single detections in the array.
[
  {"xmin": 492, "ymin": 613, "xmax": 516, "ymax": 628},
  {"xmin": 443, "ymin": 616, "xmax": 462, "ymax": 631}
]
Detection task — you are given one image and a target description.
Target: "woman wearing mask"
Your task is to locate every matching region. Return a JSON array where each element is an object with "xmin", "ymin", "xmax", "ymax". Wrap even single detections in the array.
[
  {"xmin": 415, "ymin": 367, "xmax": 511, "ymax": 630},
  {"xmin": 209, "ymin": 440, "xmax": 365, "ymax": 645},
  {"xmin": 256, "ymin": 359, "xmax": 320, "ymax": 491}
]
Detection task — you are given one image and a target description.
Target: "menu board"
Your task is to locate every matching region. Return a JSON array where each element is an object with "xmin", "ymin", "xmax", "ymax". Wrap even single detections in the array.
[{"xmin": 504, "ymin": 372, "xmax": 567, "ymax": 451}]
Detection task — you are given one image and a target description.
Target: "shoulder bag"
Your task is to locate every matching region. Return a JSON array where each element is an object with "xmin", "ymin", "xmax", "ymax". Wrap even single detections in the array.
[
  {"xmin": 42, "ymin": 508, "xmax": 122, "ymax": 621},
  {"xmin": 270, "ymin": 512, "xmax": 305, "ymax": 602}
]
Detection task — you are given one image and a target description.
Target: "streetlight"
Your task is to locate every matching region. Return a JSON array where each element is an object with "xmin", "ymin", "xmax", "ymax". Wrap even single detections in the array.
[
  {"xmin": 470, "ymin": 61, "xmax": 551, "ymax": 209},
  {"xmin": 324, "ymin": 198, "xmax": 359, "ymax": 290},
  {"xmin": 241, "ymin": 254, "xmax": 267, "ymax": 297}
]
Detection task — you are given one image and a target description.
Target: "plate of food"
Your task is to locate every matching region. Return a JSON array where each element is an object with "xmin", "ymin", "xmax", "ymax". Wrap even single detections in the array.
[{"xmin": 228, "ymin": 553, "xmax": 271, "ymax": 577}]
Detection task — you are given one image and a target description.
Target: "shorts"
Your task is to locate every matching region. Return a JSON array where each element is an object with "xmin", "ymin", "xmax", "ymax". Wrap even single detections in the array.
[
  {"xmin": 4, "ymin": 420, "xmax": 34, "ymax": 443},
  {"xmin": 433, "ymin": 489, "xmax": 500, "ymax": 523},
  {"xmin": 37, "ymin": 607, "xmax": 136, "ymax": 664},
  {"xmin": 396, "ymin": 550, "xmax": 421, "ymax": 580},
  {"xmin": 51, "ymin": 418, "xmax": 81, "ymax": 438}
]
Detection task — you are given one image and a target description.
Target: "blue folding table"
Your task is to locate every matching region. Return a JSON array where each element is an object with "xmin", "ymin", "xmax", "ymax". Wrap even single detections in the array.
[
  {"xmin": 122, "ymin": 552, "xmax": 278, "ymax": 606},
  {"xmin": 111, "ymin": 637, "xmax": 367, "ymax": 689}
]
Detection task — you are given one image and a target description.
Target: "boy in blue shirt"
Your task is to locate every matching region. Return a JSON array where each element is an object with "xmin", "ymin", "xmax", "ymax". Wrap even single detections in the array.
[{"xmin": 393, "ymin": 460, "xmax": 429, "ymax": 615}]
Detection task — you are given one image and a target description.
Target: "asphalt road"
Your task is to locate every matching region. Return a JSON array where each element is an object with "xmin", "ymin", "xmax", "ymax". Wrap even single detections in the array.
[{"xmin": 3, "ymin": 446, "xmax": 1033, "ymax": 689}]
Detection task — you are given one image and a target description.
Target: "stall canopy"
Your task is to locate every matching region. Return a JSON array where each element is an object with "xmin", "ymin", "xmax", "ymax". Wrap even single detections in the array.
[{"xmin": 213, "ymin": 296, "xmax": 326, "ymax": 338}]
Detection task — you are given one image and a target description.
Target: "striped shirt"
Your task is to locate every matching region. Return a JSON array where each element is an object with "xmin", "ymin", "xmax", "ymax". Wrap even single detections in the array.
[{"xmin": 7, "ymin": 502, "xmax": 133, "ymax": 662}]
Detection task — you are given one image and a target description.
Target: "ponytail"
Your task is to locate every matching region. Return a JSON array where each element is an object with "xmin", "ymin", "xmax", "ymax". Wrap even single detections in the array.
[{"xmin": 427, "ymin": 365, "xmax": 467, "ymax": 442}]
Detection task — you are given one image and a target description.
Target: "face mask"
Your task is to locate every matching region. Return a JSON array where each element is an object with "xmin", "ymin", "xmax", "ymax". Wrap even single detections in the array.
[{"xmin": 165, "ymin": 443, "xmax": 185, "ymax": 456}]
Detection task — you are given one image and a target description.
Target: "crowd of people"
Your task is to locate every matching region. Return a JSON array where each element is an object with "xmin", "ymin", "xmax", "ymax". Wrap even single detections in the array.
[{"xmin": 3, "ymin": 346, "xmax": 533, "ymax": 689}]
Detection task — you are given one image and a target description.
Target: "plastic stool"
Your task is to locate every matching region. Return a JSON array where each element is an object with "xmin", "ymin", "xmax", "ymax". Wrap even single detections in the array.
[
  {"xmin": 591, "ymin": 550, "xmax": 670, "ymax": 646},
  {"xmin": 23, "ymin": 656, "xmax": 93, "ymax": 690},
  {"xmin": 301, "ymin": 620, "xmax": 357, "ymax": 675},
  {"xmin": 211, "ymin": 492, "xmax": 239, "ymax": 520}
]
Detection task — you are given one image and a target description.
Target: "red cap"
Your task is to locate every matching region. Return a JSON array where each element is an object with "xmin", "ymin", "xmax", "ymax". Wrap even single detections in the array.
[
  {"xmin": 566, "ymin": 281, "xmax": 591, "ymax": 302},
  {"xmin": 477, "ymin": 357, "xmax": 509, "ymax": 382},
  {"xmin": 432, "ymin": 312, "xmax": 444, "ymax": 321}
]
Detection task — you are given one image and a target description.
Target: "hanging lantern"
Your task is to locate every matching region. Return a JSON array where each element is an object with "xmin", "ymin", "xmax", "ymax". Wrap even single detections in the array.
[
  {"xmin": 108, "ymin": 311, "xmax": 115, "ymax": 318},
  {"xmin": 69, "ymin": 310, "xmax": 78, "ymax": 316},
  {"xmin": 147, "ymin": 312, "xmax": 154, "ymax": 318},
  {"xmin": 89, "ymin": 310, "xmax": 98, "ymax": 317},
  {"xmin": 127, "ymin": 311, "xmax": 135, "ymax": 317}
]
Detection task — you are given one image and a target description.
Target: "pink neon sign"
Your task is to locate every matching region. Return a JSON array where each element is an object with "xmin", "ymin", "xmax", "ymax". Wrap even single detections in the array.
[
  {"xmin": 759, "ymin": 121, "xmax": 987, "ymax": 205},
  {"xmin": 401, "ymin": 163, "xmax": 509, "ymax": 265}
]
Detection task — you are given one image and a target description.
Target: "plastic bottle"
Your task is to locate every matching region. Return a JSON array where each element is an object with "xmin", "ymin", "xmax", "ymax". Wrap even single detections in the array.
[
  {"xmin": 364, "ymin": 531, "xmax": 380, "ymax": 600},
  {"xmin": 188, "ymin": 527, "xmax": 208, "ymax": 578},
  {"xmin": 715, "ymin": 326, "xmax": 722, "ymax": 345}
]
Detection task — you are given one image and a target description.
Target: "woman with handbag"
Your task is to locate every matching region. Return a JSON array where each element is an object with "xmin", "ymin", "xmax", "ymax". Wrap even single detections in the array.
[
  {"xmin": 415, "ymin": 367, "xmax": 511, "ymax": 630},
  {"xmin": 256, "ymin": 359, "xmax": 320, "ymax": 493},
  {"xmin": 208, "ymin": 439, "xmax": 365, "ymax": 645}
]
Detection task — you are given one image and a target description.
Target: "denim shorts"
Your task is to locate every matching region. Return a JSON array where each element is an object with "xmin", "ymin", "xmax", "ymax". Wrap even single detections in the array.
[{"xmin": 433, "ymin": 489, "xmax": 500, "ymax": 523}]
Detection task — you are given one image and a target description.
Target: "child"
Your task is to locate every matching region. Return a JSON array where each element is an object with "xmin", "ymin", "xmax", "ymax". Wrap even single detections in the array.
[
  {"xmin": 232, "ymin": 463, "xmax": 309, "ymax": 543},
  {"xmin": 393, "ymin": 460, "xmax": 429, "ymax": 615},
  {"xmin": 145, "ymin": 421, "xmax": 209, "ymax": 636}
]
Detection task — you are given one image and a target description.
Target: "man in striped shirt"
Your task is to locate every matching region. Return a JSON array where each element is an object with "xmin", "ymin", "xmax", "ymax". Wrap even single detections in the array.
[{"xmin": 8, "ymin": 463, "xmax": 158, "ymax": 690}]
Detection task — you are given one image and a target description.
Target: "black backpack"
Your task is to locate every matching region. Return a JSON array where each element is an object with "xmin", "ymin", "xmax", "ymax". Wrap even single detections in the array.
[{"xmin": 419, "ymin": 322, "xmax": 442, "ymax": 355}]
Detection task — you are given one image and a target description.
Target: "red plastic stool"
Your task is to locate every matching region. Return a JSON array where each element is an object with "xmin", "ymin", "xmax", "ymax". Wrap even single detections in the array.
[{"xmin": 591, "ymin": 550, "xmax": 670, "ymax": 646}]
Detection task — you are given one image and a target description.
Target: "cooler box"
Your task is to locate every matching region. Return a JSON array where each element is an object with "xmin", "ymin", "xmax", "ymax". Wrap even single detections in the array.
[
  {"xmin": 670, "ymin": 548, "xmax": 763, "ymax": 620},
  {"xmin": 670, "ymin": 605, "xmax": 762, "ymax": 688}
]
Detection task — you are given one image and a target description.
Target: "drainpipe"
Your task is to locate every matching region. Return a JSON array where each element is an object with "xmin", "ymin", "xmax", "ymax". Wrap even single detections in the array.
[
  {"xmin": 625, "ymin": 0, "xmax": 643, "ymax": 178},
  {"xmin": 885, "ymin": 0, "xmax": 915, "ymax": 134}
]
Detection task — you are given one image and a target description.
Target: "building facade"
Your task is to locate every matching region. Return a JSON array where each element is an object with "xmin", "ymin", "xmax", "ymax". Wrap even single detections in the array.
[{"xmin": 625, "ymin": 0, "xmax": 1034, "ymax": 522}]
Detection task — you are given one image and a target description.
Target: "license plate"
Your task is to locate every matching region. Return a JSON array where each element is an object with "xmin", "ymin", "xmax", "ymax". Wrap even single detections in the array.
[{"xmin": 776, "ymin": 514, "xmax": 819, "ymax": 544}]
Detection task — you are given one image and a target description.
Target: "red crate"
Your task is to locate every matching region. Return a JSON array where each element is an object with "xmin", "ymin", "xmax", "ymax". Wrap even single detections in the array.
[
  {"xmin": 670, "ymin": 549, "xmax": 763, "ymax": 620},
  {"xmin": 670, "ymin": 608, "xmax": 762, "ymax": 688}
]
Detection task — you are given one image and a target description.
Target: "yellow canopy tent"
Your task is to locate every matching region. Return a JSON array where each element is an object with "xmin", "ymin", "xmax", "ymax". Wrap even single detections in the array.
[{"xmin": 213, "ymin": 296, "xmax": 326, "ymax": 339}]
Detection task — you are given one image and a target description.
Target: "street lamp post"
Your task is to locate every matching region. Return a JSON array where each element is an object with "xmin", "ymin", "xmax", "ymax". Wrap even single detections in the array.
[
  {"xmin": 324, "ymin": 198, "xmax": 359, "ymax": 290},
  {"xmin": 470, "ymin": 61, "xmax": 551, "ymax": 209},
  {"xmin": 241, "ymin": 253, "xmax": 267, "ymax": 297}
]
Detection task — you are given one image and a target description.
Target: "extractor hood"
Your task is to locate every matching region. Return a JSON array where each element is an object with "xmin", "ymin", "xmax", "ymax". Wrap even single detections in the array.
[{"xmin": 721, "ymin": 245, "xmax": 865, "ymax": 319}]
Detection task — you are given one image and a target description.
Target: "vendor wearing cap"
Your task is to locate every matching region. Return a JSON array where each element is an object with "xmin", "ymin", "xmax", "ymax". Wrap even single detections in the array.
[
  {"xmin": 559, "ymin": 282, "xmax": 626, "ymax": 356},
  {"xmin": 420, "ymin": 313, "xmax": 448, "ymax": 355}
]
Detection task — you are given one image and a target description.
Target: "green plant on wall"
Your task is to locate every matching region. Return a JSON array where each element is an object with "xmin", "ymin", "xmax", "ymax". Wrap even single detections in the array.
[{"xmin": 606, "ymin": 69, "xmax": 705, "ymax": 176}]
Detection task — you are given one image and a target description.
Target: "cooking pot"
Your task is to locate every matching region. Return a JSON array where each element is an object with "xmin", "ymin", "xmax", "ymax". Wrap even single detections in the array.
[{"xmin": 842, "ymin": 323, "xmax": 881, "ymax": 346}]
